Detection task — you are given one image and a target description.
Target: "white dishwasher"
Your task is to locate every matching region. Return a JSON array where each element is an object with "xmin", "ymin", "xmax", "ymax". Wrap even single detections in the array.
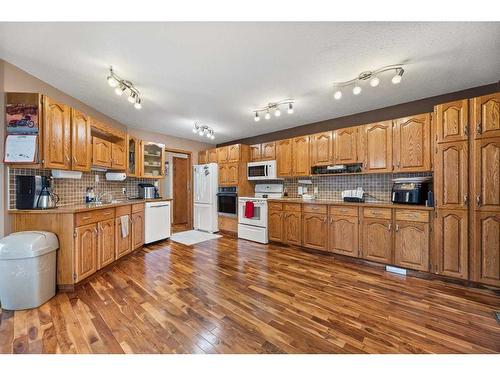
[{"xmin": 144, "ymin": 201, "xmax": 171, "ymax": 244}]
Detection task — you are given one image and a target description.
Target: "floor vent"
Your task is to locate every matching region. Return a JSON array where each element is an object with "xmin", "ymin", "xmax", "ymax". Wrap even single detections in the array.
[
  {"xmin": 495, "ymin": 312, "xmax": 500, "ymax": 324},
  {"xmin": 386, "ymin": 265, "xmax": 407, "ymax": 276}
]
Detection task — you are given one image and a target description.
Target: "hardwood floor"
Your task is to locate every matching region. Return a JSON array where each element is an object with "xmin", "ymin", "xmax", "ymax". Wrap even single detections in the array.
[{"xmin": 1, "ymin": 234, "xmax": 499, "ymax": 354}]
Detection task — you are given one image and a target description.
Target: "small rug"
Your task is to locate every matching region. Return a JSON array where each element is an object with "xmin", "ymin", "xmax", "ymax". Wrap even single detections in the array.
[{"xmin": 170, "ymin": 230, "xmax": 222, "ymax": 246}]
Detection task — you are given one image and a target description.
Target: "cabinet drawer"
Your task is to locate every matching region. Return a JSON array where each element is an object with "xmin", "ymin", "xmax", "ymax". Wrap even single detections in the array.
[
  {"xmin": 269, "ymin": 202, "xmax": 283, "ymax": 211},
  {"xmin": 283, "ymin": 203, "xmax": 301, "ymax": 212},
  {"xmin": 75, "ymin": 208, "xmax": 115, "ymax": 227},
  {"xmin": 329, "ymin": 206, "xmax": 359, "ymax": 217},
  {"xmin": 132, "ymin": 203, "xmax": 145, "ymax": 213},
  {"xmin": 363, "ymin": 207, "xmax": 392, "ymax": 219},
  {"xmin": 395, "ymin": 209, "xmax": 430, "ymax": 223},
  {"xmin": 303, "ymin": 204, "xmax": 327, "ymax": 214},
  {"xmin": 115, "ymin": 205, "xmax": 132, "ymax": 217}
]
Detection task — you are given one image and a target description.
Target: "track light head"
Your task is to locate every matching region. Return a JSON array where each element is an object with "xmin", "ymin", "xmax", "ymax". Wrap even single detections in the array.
[
  {"xmin": 114, "ymin": 84, "xmax": 125, "ymax": 96},
  {"xmin": 274, "ymin": 108, "xmax": 281, "ymax": 117},
  {"xmin": 334, "ymin": 90, "xmax": 342, "ymax": 100},
  {"xmin": 288, "ymin": 102, "xmax": 294, "ymax": 114},
  {"xmin": 264, "ymin": 110, "xmax": 271, "ymax": 120},
  {"xmin": 369, "ymin": 77, "xmax": 380, "ymax": 87},
  {"xmin": 128, "ymin": 92, "xmax": 137, "ymax": 103},
  {"xmin": 134, "ymin": 98, "xmax": 142, "ymax": 110},
  {"xmin": 254, "ymin": 112, "xmax": 260, "ymax": 122},
  {"xmin": 107, "ymin": 75, "xmax": 118, "ymax": 88},
  {"xmin": 352, "ymin": 85, "xmax": 362, "ymax": 95},
  {"xmin": 392, "ymin": 68, "xmax": 404, "ymax": 84}
]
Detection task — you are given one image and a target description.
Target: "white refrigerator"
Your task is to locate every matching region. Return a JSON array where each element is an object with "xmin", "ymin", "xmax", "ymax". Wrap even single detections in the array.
[{"xmin": 193, "ymin": 163, "xmax": 219, "ymax": 233}]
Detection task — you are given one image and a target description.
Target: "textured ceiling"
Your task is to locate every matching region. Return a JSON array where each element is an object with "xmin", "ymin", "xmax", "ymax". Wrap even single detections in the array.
[{"xmin": 1, "ymin": 22, "xmax": 499, "ymax": 144}]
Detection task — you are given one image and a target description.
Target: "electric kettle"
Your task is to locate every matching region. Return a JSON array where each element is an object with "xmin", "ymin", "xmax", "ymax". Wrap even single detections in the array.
[{"xmin": 36, "ymin": 187, "xmax": 59, "ymax": 209}]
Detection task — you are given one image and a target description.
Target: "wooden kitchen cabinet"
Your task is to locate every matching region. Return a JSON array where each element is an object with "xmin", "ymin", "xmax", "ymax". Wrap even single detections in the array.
[
  {"xmin": 361, "ymin": 217, "xmax": 393, "ymax": 264},
  {"xmin": 283, "ymin": 211, "xmax": 302, "ymax": 246},
  {"xmin": 471, "ymin": 211, "xmax": 500, "ymax": 287},
  {"xmin": 111, "ymin": 143, "xmax": 126, "ymax": 170},
  {"xmin": 97, "ymin": 218, "xmax": 115, "ymax": 270},
  {"xmin": 217, "ymin": 146, "xmax": 229, "ymax": 163},
  {"xmin": 393, "ymin": 113, "xmax": 432, "ymax": 172},
  {"xmin": 43, "ymin": 97, "xmax": 71, "ymax": 170},
  {"xmin": 198, "ymin": 150, "xmax": 207, "ymax": 164},
  {"xmin": 394, "ymin": 220, "xmax": 429, "ymax": 272},
  {"xmin": 328, "ymin": 215, "xmax": 359, "ymax": 257},
  {"xmin": 131, "ymin": 211, "xmax": 145, "ymax": 250},
  {"xmin": 226, "ymin": 163, "xmax": 239, "ymax": 185},
  {"xmin": 92, "ymin": 137, "xmax": 112, "ymax": 168},
  {"xmin": 435, "ymin": 99, "xmax": 469, "ymax": 143},
  {"xmin": 115, "ymin": 216, "xmax": 131, "ymax": 259},
  {"xmin": 218, "ymin": 164, "xmax": 228, "ymax": 185},
  {"xmin": 250, "ymin": 144, "xmax": 261, "ymax": 161},
  {"xmin": 435, "ymin": 209, "xmax": 468, "ymax": 279},
  {"xmin": 207, "ymin": 148, "xmax": 218, "ymax": 163},
  {"xmin": 292, "ymin": 136, "xmax": 310, "ymax": 176},
  {"xmin": 141, "ymin": 141, "xmax": 165, "ymax": 178},
  {"xmin": 261, "ymin": 142, "xmax": 276, "ymax": 160},
  {"xmin": 228, "ymin": 144, "xmax": 241, "ymax": 162},
  {"xmin": 363, "ymin": 121, "xmax": 393, "ymax": 173},
  {"xmin": 70, "ymin": 109, "xmax": 91, "ymax": 172},
  {"xmin": 74, "ymin": 224, "xmax": 97, "ymax": 282},
  {"xmin": 276, "ymin": 139, "xmax": 293, "ymax": 177},
  {"xmin": 268, "ymin": 210, "xmax": 284, "ymax": 242},
  {"xmin": 471, "ymin": 93, "xmax": 500, "ymax": 140},
  {"xmin": 310, "ymin": 131, "xmax": 333, "ymax": 166},
  {"xmin": 473, "ymin": 138, "xmax": 500, "ymax": 211},
  {"xmin": 127, "ymin": 136, "xmax": 140, "ymax": 177},
  {"xmin": 435, "ymin": 141, "xmax": 469, "ymax": 209},
  {"xmin": 334, "ymin": 127, "xmax": 359, "ymax": 164},
  {"xmin": 302, "ymin": 212, "xmax": 328, "ymax": 251}
]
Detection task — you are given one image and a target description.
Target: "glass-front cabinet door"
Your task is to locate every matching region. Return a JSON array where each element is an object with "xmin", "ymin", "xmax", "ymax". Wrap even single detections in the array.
[
  {"xmin": 127, "ymin": 136, "xmax": 139, "ymax": 176},
  {"xmin": 141, "ymin": 141, "xmax": 165, "ymax": 178}
]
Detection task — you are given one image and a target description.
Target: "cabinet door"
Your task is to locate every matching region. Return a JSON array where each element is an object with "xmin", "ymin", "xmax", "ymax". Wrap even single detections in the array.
[
  {"xmin": 250, "ymin": 144, "xmax": 262, "ymax": 161},
  {"xmin": 217, "ymin": 146, "xmax": 228, "ymax": 163},
  {"xmin": 472, "ymin": 211, "xmax": 500, "ymax": 287},
  {"xmin": 131, "ymin": 212, "xmax": 145, "ymax": 250},
  {"xmin": 393, "ymin": 113, "xmax": 431, "ymax": 172},
  {"xmin": 363, "ymin": 121, "xmax": 393, "ymax": 173},
  {"xmin": 227, "ymin": 163, "xmax": 239, "ymax": 185},
  {"xmin": 473, "ymin": 138, "xmax": 500, "ymax": 211},
  {"xmin": 228, "ymin": 144, "xmax": 241, "ymax": 162},
  {"xmin": 198, "ymin": 150, "xmax": 207, "ymax": 164},
  {"xmin": 394, "ymin": 221, "xmax": 429, "ymax": 271},
  {"xmin": 435, "ymin": 141, "xmax": 468, "ymax": 209},
  {"xmin": 472, "ymin": 93, "xmax": 500, "ymax": 139},
  {"xmin": 268, "ymin": 210, "xmax": 283, "ymax": 242},
  {"xmin": 261, "ymin": 142, "xmax": 276, "ymax": 161},
  {"xmin": 92, "ymin": 137, "xmax": 112, "ymax": 167},
  {"xmin": 276, "ymin": 139, "xmax": 293, "ymax": 177},
  {"xmin": 74, "ymin": 224, "xmax": 97, "ymax": 282},
  {"xmin": 328, "ymin": 215, "xmax": 359, "ymax": 257},
  {"xmin": 310, "ymin": 131, "xmax": 333, "ymax": 166},
  {"xmin": 43, "ymin": 97, "xmax": 71, "ymax": 169},
  {"xmin": 302, "ymin": 213, "xmax": 328, "ymax": 250},
  {"xmin": 435, "ymin": 209, "xmax": 468, "ymax": 279},
  {"xmin": 97, "ymin": 219, "xmax": 115, "ymax": 270},
  {"xmin": 218, "ymin": 164, "xmax": 228, "ymax": 185},
  {"xmin": 71, "ymin": 109, "xmax": 91, "ymax": 171},
  {"xmin": 292, "ymin": 136, "xmax": 310, "ymax": 176},
  {"xmin": 115, "ymin": 216, "xmax": 131, "ymax": 259},
  {"xmin": 127, "ymin": 136, "xmax": 139, "ymax": 176},
  {"xmin": 284, "ymin": 211, "xmax": 302, "ymax": 246},
  {"xmin": 207, "ymin": 148, "xmax": 218, "ymax": 163},
  {"xmin": 111, "ymin": 143, "xmax": 126, "ymax": 170},
  {"xmin": 435, "ymin": 99, "xmax": 469, "ymax": 143},
  {"xmin": 334, "ymin": 127, "xmax": 358, "ymax": 164},
  {"xmin": 361, "ymin": 218, "xmax": 392, "ymax": 264}
]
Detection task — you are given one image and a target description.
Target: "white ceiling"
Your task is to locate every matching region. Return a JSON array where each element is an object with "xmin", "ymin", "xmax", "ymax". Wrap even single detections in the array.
[{"xmin": 1, "ymin": 22, "xmax": 499, "ymax": 144}]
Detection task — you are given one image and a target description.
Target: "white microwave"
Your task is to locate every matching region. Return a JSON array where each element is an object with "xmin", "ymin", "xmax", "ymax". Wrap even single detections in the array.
[{"xmin": 247, "ymin": 160, "xmax": 277, "ymax": 180}]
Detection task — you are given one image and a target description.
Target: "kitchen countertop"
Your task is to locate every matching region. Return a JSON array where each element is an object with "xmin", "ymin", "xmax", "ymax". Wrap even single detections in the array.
[
  {"xmin": 267, "ymin": 197, "xmax": 434, "ymax": 210},
  {"xmin": 9, "ymin": 198, "xmax": 173, "ymax": 214}
]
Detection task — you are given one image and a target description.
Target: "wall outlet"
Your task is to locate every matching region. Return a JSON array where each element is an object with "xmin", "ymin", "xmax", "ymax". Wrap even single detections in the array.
[
  {"xmin": 95, "ymin": 174, "xmax": 99, "ymax": 183},
  {"xmin": 122, "ymin": 188, "xmax": 127, "ymax": 195},
  {"xmin": 313, "ymin": 186, "xmax": 319, "ymax": 194}
]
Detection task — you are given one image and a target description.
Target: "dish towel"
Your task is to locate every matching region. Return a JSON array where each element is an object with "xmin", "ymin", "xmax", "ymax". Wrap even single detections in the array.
[
  {"xmin": 244, "ymin": 201, "xmax": 254, "ymax": 218},
  {"xmin": 120, "ymin": 215, "xmax": 129, "ymax": 238}
]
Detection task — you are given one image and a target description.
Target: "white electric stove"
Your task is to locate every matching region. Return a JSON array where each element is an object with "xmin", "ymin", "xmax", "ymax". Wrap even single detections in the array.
[{"xmin": 238, "ymin": 184, "xmax": 283, "ymax": 244}]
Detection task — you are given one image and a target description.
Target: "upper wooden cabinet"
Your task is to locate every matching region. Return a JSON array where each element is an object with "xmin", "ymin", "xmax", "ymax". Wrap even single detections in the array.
[
  {"xmin": 276, "ymin": 139, "xmax": 293, "ymax": 177},
  {"xmin": 70, "ymin": 109, "xmax": 91, "ymax": 172},
  {"xmin": 435, "ymin": 141, "xmax": 469, "ymax": 209},
  {"xmin": 227, "ymin": 144, "xmax": 241, "ymax": 163},
  {"xmin": 393, "ymin": 113, "xmax": 432, "ymax": 172},
  {"xmin": 92, "ymin": 137, "xmax": 112, "ymax": 168},
  {"xmin": 111, "ymin": 143, "xmax": 126, "ymax": 170},
  {"xmin": 216, "ymin": 144, "xmax": 247, "ymax": 164},
  {"xmin": 292, "ymin": 136, "xmax": 310, "ymax": 176},
  {"xmin": 217, "ymin": 146, "xmax": 229, "ymax": 163},
  {"xmin": 43, "ymin": 97, "xmax": 71, "ymax": 170},
  {"xmin": 473, "ymin": 138, "xmax": 500, "ymax": 211},
  {"xmin": 471, "ymin": 92, "xmax": 500, "ymax": 140},
  {"xmin": 250, "ymin": 144, "xmax": 261, "ymax": 161},
  {"xmin": 363, "ymin": 121, "xmax": 393, "ymax": 173},
  {"xmin": 261, "ymin": 142, "xmax": 276, "ymax": 161},
  {"xmin": 435, "ymin": 99, "xmax": 469, "ymax": 143},
  {"xmin": 141, "ymin": 141, "xmax": 165, "ymax": 178},
  {"xmin": 198, "ymin": 150, "xmax": 207, "ymax": 164},
  {"xmin": 207, "ymin": 148, "xmax": 218, "ymax": 163},
  {"xmin": 218, "ymin": 163, "xmax": 238, "ymax": 186},
  {"xmin": 310, "ymin": 131, "xmax": 333, "ymax": 166},
  {"xmin": 334, "ymin": 127, "xmax": 359, "ymax": 164},
  {"xmin": 127, "ymin": 136, "xmax": 140, "ymax": 177}
]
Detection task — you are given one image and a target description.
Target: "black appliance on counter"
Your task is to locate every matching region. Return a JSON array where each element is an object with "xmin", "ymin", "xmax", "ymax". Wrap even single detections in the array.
[
  {"xmin": 217, "ymin": 186, "xmax": 238, "ymax": 216},
  {"xmin": 138, "ymin": 183, "xmax": 160, "ymax": 199},
  {"xmin": 16, "ymin": 175, "xmax": 50, "ymax": 209},
  {"xmin": 391, "ymin": 177, "xmax": 432, "ymax": 205}
]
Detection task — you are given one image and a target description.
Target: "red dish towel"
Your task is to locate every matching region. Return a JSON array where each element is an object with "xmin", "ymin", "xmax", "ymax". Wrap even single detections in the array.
[{"xmin": 244, "ymin": 201, "xmax": 255, "ymax": 218}]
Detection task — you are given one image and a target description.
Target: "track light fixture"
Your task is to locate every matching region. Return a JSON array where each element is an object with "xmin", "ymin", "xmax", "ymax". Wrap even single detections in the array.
[
  {"xmin": 253, "ymin": 99, "xmax": 295, "ymax": 121},
  {"xmin": 192, "ymin": 121, "xmax": 215, "ymax": 140},
  {"xmin": 107, "ymin": 66, "xmax": 142, "ymax": 110},
  {"xmin": 332, "ymin": 64, "xmax": 404, "ymax": 100}
]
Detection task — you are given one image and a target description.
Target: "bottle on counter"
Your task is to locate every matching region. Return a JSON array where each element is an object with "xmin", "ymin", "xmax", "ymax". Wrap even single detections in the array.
[{"xmin": 85, "ymin": 187, "xmax": 95, "ymax": 203}]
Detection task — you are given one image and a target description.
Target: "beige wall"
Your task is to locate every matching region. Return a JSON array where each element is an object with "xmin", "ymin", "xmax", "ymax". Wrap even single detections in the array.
[{"xmin": 1, "ymin": 59, "xmax": 212, "ymax": 235}]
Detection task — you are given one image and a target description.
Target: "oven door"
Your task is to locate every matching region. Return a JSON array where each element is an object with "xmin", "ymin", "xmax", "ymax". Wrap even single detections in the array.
[
  {"xmin": 238, "ymin": 199, "xmax": 268, "ymax": 227},
  {"xmin": 217, "ymin": 193, "xmax": 238, "ymax": 215}
]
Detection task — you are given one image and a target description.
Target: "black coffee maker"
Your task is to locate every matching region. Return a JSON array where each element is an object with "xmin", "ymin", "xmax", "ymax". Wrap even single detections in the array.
[{"xmin": 15, "ymin": 175, "xmax": 51, "ymax": 209}]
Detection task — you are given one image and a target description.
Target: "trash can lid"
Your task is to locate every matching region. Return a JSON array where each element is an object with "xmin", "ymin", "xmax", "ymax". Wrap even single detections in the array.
[{"xmin": 0, "ymin": 231, "xmax": 59, "ymax": 260}]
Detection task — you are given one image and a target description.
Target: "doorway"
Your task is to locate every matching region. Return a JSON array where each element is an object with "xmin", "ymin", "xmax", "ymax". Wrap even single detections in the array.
[{"xmin": 173, "ymin": 156, "xmax": 188, "ymax": 225}]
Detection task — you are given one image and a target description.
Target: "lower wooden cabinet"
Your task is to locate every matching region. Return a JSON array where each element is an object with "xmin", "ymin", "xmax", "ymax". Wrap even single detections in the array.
[
  {"xmin": 115, "ymin": 216, "xmax": 132, "ymax": 259},
  {"xmin": 283, "ymin": 211, "xmax": 302, "ymax": 246},
  {"xmin": 472, "ymin": 211, "xmax": 500, "ymax": 287},
  {"xmin": 394, "ymin": 220, "xmax": 429, "ymax": 272},
  {"xmin": 74, "ymin": 224, "xmax": 98, "ymax": 282},
  {"xmin": 361, "ymin": 218, "xmax": 393, "ymax": 264},
  {"xmin": 131, "ymin": 211, "xmax": 145, "ymax": 249},
  {"xmin": 328, "ymin": 215, "xmax": 359, "ymax": 257},
  {"xmin": 268, "ymin": 210, "xmax": 284, "ymax": 242},
  {"xmin": 303, "ymin": 213, "xmax": 328, "ymax": 250},
  {"xmin": 97, "ymin": 218, "xmax": 115, "ymax": 269}
]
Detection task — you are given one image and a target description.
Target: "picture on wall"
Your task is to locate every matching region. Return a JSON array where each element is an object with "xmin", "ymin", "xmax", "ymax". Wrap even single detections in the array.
[{"xmin": 6, "ymin": 103, "xmax": 39, "ymax": 135}]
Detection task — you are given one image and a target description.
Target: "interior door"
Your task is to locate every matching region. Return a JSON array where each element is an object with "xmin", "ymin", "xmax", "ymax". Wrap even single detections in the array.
[{"xmin": 173, "ymin": 156, "xmax": 188, "ymax": 224}]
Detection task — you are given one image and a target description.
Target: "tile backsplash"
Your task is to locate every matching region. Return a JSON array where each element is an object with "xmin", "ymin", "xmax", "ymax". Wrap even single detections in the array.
[{"xmin": 9, "ymin": 168, "xmax": 154, "ymax": 209}]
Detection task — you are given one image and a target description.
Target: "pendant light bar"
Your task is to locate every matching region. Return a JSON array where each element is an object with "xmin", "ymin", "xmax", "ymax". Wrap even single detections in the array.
[
  {"xmin": 107, "ymin": 66, "xmax": 142, "ymax": 109},
  {"xmin": 253, "ymin": 99, "xmax": 294, "ymax": 122}
]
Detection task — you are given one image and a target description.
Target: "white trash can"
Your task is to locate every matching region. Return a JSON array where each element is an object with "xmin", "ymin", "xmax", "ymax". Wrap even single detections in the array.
[{"xmin": 0, "ymin": 231, "xmax": 59, "ymax": 310}]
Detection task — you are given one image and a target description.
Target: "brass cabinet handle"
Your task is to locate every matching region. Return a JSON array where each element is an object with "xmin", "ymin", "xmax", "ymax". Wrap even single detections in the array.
[
  {"xmin": 464, "ymin": 125, "xmax": 468, "ymax": 136},
  {"xmin": 476, "ymin": 123, "xmax": 482, "ymax": 134},
  {"xmin": 463, "ymin": 194, "xmax": 468, "ymax": 205},
  {"xmin": 476, "ymin": 195, "xmax": 482, "ymax": 207},
  {"xmin": 388, "ymin": 223, "xmax": 392, "ymax": 231},
  {"xmin": 72, "ymin": 155, "xmax": 78, "ymax": 164},
  {"xmin": 395, "ymin": 224, "xmax": 400, "ymax": 232},
  {"xmin": 323, "ymin": 218, "xmax": 327, "ymax": 223}
]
